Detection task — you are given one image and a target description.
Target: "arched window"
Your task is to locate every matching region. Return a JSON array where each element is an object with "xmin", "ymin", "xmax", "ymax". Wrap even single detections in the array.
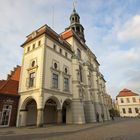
[
  {"xmin": 65, "ymin": 68, "xmax": 67, "ymax": 74},
  {"xmin": 54, "ymin": 63, "xmax": 57, "ymax": 69},
  {"xmin": 31, "ymin": 61, "xmax": 35, "ymax": 67}
]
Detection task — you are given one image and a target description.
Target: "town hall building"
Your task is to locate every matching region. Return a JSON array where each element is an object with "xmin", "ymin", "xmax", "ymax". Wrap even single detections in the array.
[{"xmin": 16, "ymin": 7, "xmax": 111, "ymax": 127}]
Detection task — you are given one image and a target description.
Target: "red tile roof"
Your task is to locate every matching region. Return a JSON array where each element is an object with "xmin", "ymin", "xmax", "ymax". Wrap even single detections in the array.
[
  {"xmin": 21, "ymin": 24, "xmax": 72, "ymax": 53},
  {"xmin": 0, "ymin": 80, "xmax": 19, "ymax": 95},
  {"xmin": 117, "ymin": 88, "xmax": 139, "ymax": 97},
  {"xmin": 60, "ymin": 29, "xmax": 73, "ymax": 40},
  {"xmin": 7, "ymin": 65, "xmax": 21, "ymax": 81},
  {"xmin": 0, "ymin": 80, "xmax": 6, "ymax": 89},
  {"xmin": 60, "ymin": 28, "xmax": 87, "ymax": 50},
  {"xmin": 0, "ymin": 65, "xmax": 21, "ymax": 96}
]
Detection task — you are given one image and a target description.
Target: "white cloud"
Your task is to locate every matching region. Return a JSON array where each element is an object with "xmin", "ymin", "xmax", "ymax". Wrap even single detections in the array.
[
  {"xmin": 118, "ymin": 15, "xmax": 140, "ymax": 42},
  {"xmin": 0, "ymin": 0, "xmax": 140, "ymax": 99}
]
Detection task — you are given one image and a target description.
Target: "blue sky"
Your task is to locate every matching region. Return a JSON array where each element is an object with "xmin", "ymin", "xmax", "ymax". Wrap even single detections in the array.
[{"xmin": 0, "ymin": 0, "xmax": 140, "ymax": 99}]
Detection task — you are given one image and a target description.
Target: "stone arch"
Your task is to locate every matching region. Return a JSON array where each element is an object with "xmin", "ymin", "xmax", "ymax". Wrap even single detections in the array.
[
  {"xmin": 20, "ymin": 96, "xmax": 37, "ymax": 110},
  {"xmin": 19, "ymin": 96, "xmax": 37, "ymax": 126},
  {"xmin": 44, "ymin": 96, "xmax": 61, "ymax": 109},
  {"xmin": 43, "ymin": 96, "xmax": 61, "ymax": 124},
  {"xmin": 62, "ymin": 98, "xmax": 72, "ymax": 124}
]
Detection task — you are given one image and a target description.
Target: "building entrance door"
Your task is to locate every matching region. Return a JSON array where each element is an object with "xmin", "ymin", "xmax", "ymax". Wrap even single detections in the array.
[{"xmin": 0, "ymin": 105, "xmax": 12, "ymax": 127}]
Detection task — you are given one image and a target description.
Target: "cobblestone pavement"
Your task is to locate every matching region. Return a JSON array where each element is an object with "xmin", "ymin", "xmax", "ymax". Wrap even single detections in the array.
[{"xmin": 0, "ymin": 118, "xmax": 140, "ymax": 140}]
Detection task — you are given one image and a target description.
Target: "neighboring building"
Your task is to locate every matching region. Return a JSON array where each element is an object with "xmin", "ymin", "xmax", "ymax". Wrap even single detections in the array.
[
  {"xmin": 0, "ymin": 66, "xmax": 20, "ymax": 127},
  {"xmin": 116, "ymin": 89, "xmax": 140, "ymax": 117},
  {"xmin": 16, "ymin": 7, "xmax": 111, "ymax": 127}
]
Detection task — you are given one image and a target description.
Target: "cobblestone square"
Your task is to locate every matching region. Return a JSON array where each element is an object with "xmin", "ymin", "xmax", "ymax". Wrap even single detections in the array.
[{"xmin": 0, "ymin": 118, "xmax": 140, "ymax": 140}]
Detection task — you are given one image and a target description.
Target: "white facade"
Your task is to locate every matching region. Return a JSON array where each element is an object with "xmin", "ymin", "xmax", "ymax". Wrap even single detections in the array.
[
  {"xmin": 116, "ymin": 90, "xmax": 140, "ymax": 117},
  {"xmin": 16, "ymin": 8, "xmax": 111, "ymax": 127}
]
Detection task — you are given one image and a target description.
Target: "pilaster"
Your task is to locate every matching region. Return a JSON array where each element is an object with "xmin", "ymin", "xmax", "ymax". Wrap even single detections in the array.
[{"xmin": 37, "ymin": 108, "xmax": 44, "ymax": 127}]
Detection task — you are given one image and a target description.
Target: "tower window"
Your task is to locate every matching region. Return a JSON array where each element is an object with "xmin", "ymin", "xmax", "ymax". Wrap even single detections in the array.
[
  {"xmin": 54, "ymin": 63, "xmax": 57, "ymax": 69},
  {"xmin": 75, "ymin": 17, "xmax": 77, "ymax": 22},
  {"xmin": 65, "ymin": 68, "xmax": 67, "ymax": 74},
  {"xmin": 64, "ymin": 77, "xmax": 69, "ymax": 91},
  {"xmin": 76, "ymin": 27, "xmax": 80, "ymax": 32},
  {"xmin": 72, "ymin": 17, "xmax": 74, "ymax": 21},
  {"xmin": 52, "ymin": 73, "xmax": 58, "ymax": 89},
  {"xmin": 29, "ymin": 72, "xmax": 35, "ymax": 88},
  {"xmin": 31, "ymin": 61, "xmax": 36, "ymax": 67}
]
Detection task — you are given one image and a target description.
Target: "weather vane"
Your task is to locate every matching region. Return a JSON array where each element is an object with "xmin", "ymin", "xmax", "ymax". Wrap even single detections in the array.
[{"xmin": 73, "ymin": 0, "xmax": 77, "ymax": 10}]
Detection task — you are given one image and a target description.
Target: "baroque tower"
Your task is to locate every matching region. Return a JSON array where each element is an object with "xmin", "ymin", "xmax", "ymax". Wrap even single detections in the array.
[{"xmin": 67, "ymin": 7, "xmax": 85, "ymax": 43}]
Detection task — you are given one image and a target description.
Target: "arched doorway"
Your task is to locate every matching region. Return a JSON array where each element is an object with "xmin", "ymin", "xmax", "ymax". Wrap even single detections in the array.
[
  {"xmin": 44, "ymin": 99, "xmax": 57, "ymax": 124},
  {"xmin": 62, "ymin": 99, "xmax": 72, "ymax": 124},
  {"xmin": 26, "ymin": 99, "xmax": 37, "ymax": 126}
]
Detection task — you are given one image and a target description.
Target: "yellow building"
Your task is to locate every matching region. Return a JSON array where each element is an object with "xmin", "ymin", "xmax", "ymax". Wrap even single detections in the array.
[
  {"xmin": 116, "ymin": 89, "xmax": 140, "ymax": 117},
  {"xmin": 16, "ymin": 7, "xmax": 111, "ymax": 127}
]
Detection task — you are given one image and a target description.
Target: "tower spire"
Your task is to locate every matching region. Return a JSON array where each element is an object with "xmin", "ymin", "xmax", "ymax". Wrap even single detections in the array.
[
  {"xmin": 69, "ymin": 2, "xmax": 86, "ymax": 43},
  {"xmin": 73, "ymin": 0, "xmax": 76, "ymax": 11}
]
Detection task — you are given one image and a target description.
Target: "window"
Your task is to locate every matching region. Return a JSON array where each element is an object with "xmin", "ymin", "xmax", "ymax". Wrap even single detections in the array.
[
  {"xmin": 76, "ymin": 26, "xmax": 80, "ymax": 32},
  {"xmin": 135, "ymin": 108, "xmax": 139, "ymax": 113},
  {"xmin": 52, "ymin": 73, "xmax": 58, "ymax": 89},
  {"xmin": 128, "ymin": 108, "xmax": 132, "ymax": 113},
  {"xmin": 65, "ymin": 52, "xmax": 68, "ymax": 58},
  {"xmin": 38, "ymin": 40, "xmax": 41, "ymax": 46},
  {"xmin": 122, "ymin": 108, "xmax": 126, "ymax": 114},
  {"xmin": 79, "ymin": 65, "xmax": 83, "ymax": 82},
  {"xmin": 54, "ymin": 63, "xmax": 57, "ymax": 69},
  {"xmin": 64, "ymin": 77, "xmax": 69, "ymax": 91},
  {"xmin": 27, "ymin": 46, "xmax": 30, "ymax": 52},
  {"xmin": 60, "ymin": 48, "xmax": 62, "ymax": 54},
  {"xmin": 29, "ymin": 72, "xmax": 35, "ymax": 87},
  {"xmin": 33, "ymin": 44, "xmax": 35, "ymax": 49},
  {"xmin": 72, "ymin": 17, "xmax": 74, "ymax": 21},
  {"xmin": 120, "ymin": 98, "xmax": 124, "ymax": 103},
  {"xmin": 31, "ymin": 61, "xmax": 35, "ymax": 67},
  {"xmin": 53, "ymin": 44, "xmax": 56, "ymax": 50},
  {"xmin": 64, "ymin": 67, "xmax": 68, "ymax": 74},
  {"xmin": 126, "ymin": 98, "xmax": 130, "ymax": 103},
  {"xmin": 132, "ymin": 97, "xmax": 136, "ymax": 102},
  {"xmin": 77, "ymin": 48, "xmax": 81, "ymax": 59}
]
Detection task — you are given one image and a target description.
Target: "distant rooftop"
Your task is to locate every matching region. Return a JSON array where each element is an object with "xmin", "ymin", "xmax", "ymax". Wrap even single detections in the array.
[{"xmin": 117, "ymin": 88, "xmax": 139, "ymax": 97}]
